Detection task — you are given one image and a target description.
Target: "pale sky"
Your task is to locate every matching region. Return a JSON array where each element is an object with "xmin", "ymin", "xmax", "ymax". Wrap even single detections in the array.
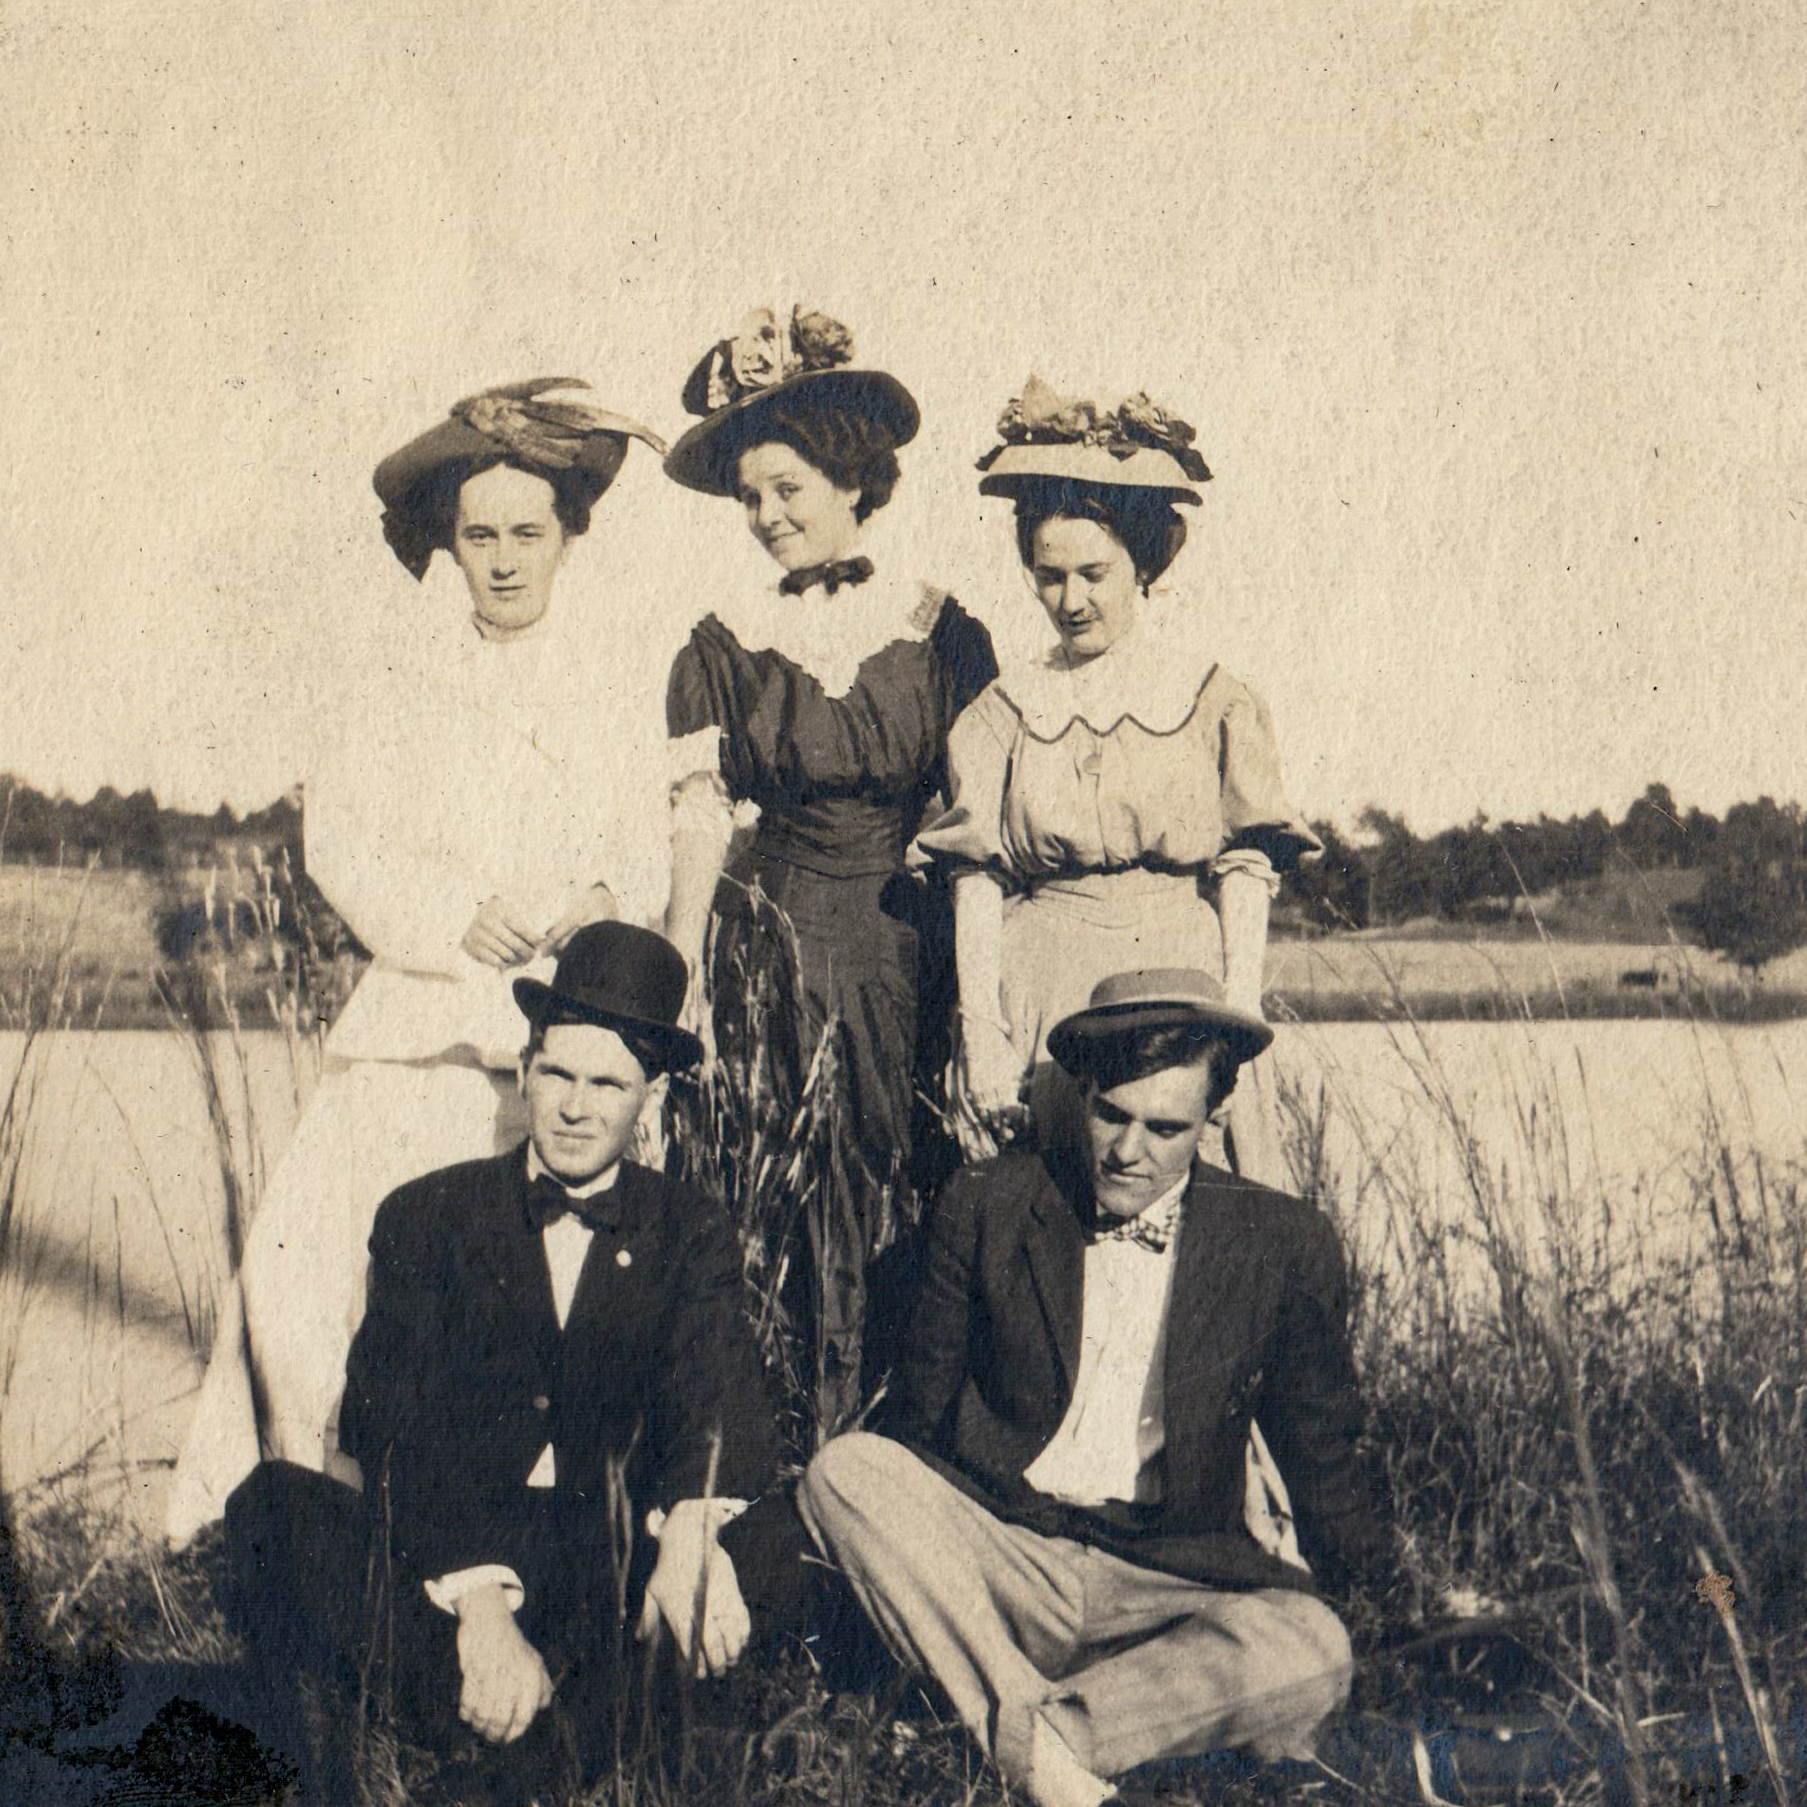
[{"xmin": 3, "ymin": 0, "xmax": 1804, "ymax": 835}]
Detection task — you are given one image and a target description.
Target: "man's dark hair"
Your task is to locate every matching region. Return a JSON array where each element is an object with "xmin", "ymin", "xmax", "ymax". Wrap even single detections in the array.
[
  {"xmin": 1012, "ymin": 479, "xmax": 1188, "ymax": 587},
  {"xmin": 1076, "ymin": 1022, "xmax": 1241, "ymax": 1117},
  {"xmin": 410, "ymin": 453, "xmax": 600, "ymax": 558},
  {"xmin": 719, "ymin": 399, "xmax": 902, "ymax": 522},
  {"xmin": 522, "ymin": 1012, "xmax": 667, "ymax": 1081}
]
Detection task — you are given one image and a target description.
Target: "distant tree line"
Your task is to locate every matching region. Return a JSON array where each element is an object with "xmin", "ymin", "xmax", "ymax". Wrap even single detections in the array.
[
  {"xmin": 0, "ymin": 777, "xmax": 300, "ymax": 869},
  {"xmin": 1282, "ymin": 782, "xmax": 1807, "ymax": 976},
  {"xmin": 5, "ymin": 773, "xmax": 1805, "ymax": 974}
]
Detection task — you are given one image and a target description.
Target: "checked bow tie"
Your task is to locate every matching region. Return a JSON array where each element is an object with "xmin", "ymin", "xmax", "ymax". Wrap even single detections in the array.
[
  {"xmin": 1091, "ymin": 1194, "xmax": 1184, "ymax": 1255},
  {"xmin": 525, "ymin": 1173, "xmax": 622, "ymax": 1234},
  {"xmin": 777, "ymin": 555, "xmax": 874, "ymax": 597}
]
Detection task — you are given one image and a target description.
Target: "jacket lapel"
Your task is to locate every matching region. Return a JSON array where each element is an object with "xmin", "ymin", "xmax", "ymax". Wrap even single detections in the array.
[
  {"xmin": 472, "ymin": 1155, "xmax": 562, "ymax": 1367},
  {"xmin": 1022, "ymin": 1151, "xmax": 1088, "ymax": 1390},
  {"xmin": 1162, "ymin": 1164, "xmax": 1273, "ymax": 1430},
  {"xmin": 560, "ymin": 1162, "xmax": 649, "ymax": 1346}
]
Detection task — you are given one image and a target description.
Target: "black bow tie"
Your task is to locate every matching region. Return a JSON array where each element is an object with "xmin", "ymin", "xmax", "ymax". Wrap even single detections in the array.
[
  {"xmin": 778, "ymin": 555, "xmax": 874, "ymax": 597},
  {"xmin": 525, "ymin": 1173, "xmax": 621, "ymax": 1234}
]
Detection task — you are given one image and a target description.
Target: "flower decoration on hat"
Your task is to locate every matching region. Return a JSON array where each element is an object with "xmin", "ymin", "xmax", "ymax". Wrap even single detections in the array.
[
  {"xmin": 982, "ymin": 374, "xmax": 1212, "ymax": 484},
  {"xmin": 451, "ymin": 377, "xmax": 669, "ymax": 467},
  {"xmin": 693, "ymin": 307, "xmax": 857, "ymax": 416}
]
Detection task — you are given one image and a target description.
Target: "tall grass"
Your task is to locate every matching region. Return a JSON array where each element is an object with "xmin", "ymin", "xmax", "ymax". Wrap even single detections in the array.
[
  {"xmin": 1273, "ymin": 952, "xmax": 1807, "ymax": 1804},
  {"xmin": 7, "ymin": 861, "xmax": 1807, "ymax": 1803}
]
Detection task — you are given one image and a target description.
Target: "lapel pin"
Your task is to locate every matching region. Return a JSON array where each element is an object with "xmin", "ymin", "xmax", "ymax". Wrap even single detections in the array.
[{"xmin": 616, "ymin": 1248, "xmax": 633, "ymax": 1268}]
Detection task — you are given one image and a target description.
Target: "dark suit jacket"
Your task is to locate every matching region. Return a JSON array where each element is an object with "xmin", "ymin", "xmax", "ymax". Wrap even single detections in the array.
[
  {"xmin": 883, "ymin": 1148, "xmax": 1388, "ymax": 1598},
  {"xmin": 339, "ymin": 1147, "xmax": 779, "ymax": 1587}
]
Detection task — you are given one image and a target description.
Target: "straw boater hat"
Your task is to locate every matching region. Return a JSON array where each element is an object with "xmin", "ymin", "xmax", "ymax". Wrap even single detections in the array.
[
  {"xmin": 512, "ymin": 922, "xmax": 704, "ymax": 1074},
  {"xmin": 975, "ymin": 374, "xmax": 1212, "ymax": 504},
  {"xmin": 373, "ymin": 378, "xmax": 668, "ymax": 579},
  {"xmin": 1047, "ymin": 967, "xmax": 1273, "ymax": 1075},
  {"xmin": 663, "ymin": 306, "xmax": 919, "ymax": 496}
]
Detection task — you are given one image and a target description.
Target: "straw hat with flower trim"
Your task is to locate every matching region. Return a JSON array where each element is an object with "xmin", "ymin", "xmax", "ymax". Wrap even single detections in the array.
[
  {"xmin": 663, "ymin": 307, "xmax": 919, "ymax": 496},
  {"xmin": 975, "ymin": 374, "xmax": 1213, "ymax": 504}
]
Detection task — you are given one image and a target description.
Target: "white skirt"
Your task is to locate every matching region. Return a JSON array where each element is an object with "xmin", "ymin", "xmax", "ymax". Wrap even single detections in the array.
[{"xmin": 165, "ymin": 1054, "xmax": 526, "ymax": 1546}]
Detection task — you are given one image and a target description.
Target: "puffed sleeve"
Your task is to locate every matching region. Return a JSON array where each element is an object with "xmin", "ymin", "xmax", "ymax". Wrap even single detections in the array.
[
  {"xmin": 910, "ymin": 686, "xmax": 1020, "ymax": 880},
  {"xmin": 666, "ymin": 625, "xmax": 720, "ymax": 741},
  {"xmin": 1214, "ymin": 679, "xmax": 1323, "ymax": 876},
  {"xmin": 932, "ymin": 598, "xmax": 1000, "ymax": 723}
]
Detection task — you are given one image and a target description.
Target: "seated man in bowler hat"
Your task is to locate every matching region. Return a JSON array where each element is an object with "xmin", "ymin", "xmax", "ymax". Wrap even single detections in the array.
[
  {"xmin": 800, "ymin": 969, "xmax": 1392, "ymax": 1807},
  {"xmin": 224, "ymin": 922, "xmax": 798, "ymax": 1796}
]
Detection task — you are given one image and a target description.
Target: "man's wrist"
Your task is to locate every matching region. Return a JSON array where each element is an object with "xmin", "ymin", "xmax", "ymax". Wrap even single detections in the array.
[
  {"xmin": 425, "ymin": 1568, "xmax": 525, "ymax": 1618},
  {"xmin": 454, "ymin": 1583, "xmax": 517, "ymax": 1623}
]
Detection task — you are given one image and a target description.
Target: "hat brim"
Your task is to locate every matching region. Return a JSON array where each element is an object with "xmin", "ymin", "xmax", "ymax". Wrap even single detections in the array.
[
  {"xmin": 512, "ymin": 976, "xmax": 705, "ymax": 1073},
  {"xmin": 1047, "ymin": 998, "xmax": 1273, "ymax": 1076},
  {"xmin": 663, "ymin": 368, "xmax": 920, "ymax": 496},
  {"xmin": 373, "ymin": 418, "xmax": 633, "ymax": 513},
  {"xmin": 976, "ymin": 441, "xmax": 1205, "ymax": 503}
]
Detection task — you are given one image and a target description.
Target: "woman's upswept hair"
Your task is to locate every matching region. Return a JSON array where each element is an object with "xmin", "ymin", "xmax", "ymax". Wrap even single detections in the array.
[
  {"xmin": 1075, "ymin": 1022, "xmax": 1241, "ymax": 1117},
  {"xmin": 720, "ymin": 398, "xmax": 902, "ymax": 522},
  {"xmin": 407, "ymin": 453, "xmax": 600, "ymax": 561},
  {"xmin": 1012, "ymin": 479, "xmax": 1188, "ymax": 587}
]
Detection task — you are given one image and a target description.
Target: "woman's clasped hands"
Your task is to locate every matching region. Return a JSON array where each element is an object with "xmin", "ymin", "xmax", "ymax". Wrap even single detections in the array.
[{"xmin": 462, "ymin": 883, "xmax": 621, "ymax": 970}]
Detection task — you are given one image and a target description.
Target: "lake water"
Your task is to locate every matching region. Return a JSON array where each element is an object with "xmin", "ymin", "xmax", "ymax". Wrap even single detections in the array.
[{"xmin": 1, "ymin": 1018, "xmax": 1802, "ymax": 1535}]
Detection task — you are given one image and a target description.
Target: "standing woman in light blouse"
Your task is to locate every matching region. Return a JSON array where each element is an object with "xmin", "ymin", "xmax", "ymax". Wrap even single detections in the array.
[
  {"xmin": 915, "ymin": 377, "xmax": 1320, "ymax": 1182},
  {"xmin": 168, "ymin": 382, "xmax": 673, "ymax": 1543},
  {"xmin": 661, "ymin": 308, "xmax": 996, "ymax": 1432}
]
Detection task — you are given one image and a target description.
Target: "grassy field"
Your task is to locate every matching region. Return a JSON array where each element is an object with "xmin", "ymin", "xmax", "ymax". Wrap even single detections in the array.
[{"xmin": 3, "ymin": 879, "xmax": 1806, "ymax": 1804}]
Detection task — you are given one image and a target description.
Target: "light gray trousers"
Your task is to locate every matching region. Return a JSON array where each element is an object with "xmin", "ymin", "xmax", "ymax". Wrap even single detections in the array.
[{"xmin": 799, "ymin": 1432, "xmax": 1352, "ymax": 1786}]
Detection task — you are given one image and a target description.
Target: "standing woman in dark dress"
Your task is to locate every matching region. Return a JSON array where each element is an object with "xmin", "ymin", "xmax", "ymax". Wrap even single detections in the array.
[{"xmin": 662, "ymin": 308, "xmax": 995, "ymax": 1433}]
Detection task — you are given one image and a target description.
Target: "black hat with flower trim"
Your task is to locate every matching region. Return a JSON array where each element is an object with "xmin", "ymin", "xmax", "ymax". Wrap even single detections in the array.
[
  {"xmin": 663, "ymin": 307, "xmax": 920, "ymax": 496},
  {"xmin": 373, "ymin": 379, "xmax": 669, "ymax": 579},
  {"xmin": 976, "ymin": 375, "xmax": 1212, "ymax": 504}
]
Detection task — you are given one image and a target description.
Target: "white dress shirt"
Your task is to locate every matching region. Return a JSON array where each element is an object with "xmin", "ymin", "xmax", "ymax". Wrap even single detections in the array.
[
  {"xmin": 422, "ymin": 1150, "xmax": 617, "ymax": 1613},
  {"xmin": 1022, "ymin": 1174, "xmax": 1189, "ymax": 1508}
]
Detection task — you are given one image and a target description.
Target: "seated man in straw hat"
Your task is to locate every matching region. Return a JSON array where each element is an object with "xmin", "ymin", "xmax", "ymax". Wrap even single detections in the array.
[
  {"xmin": 223, "ymin": 922, "xmax": 804, "ymax": 1800},
  {"xmin": 800, "ymin": 968, "xmax": 1391, "ymax": 1807}
]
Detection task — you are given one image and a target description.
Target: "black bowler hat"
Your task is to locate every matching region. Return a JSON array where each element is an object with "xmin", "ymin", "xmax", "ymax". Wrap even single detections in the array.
[{"xmin": 513, "ymin": 923, "xmax": 704, "ymax": 1073}]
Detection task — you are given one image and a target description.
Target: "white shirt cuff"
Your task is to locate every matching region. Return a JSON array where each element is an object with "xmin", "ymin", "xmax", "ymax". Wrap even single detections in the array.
[
  {"xmin": 667, "ymin": 726, "xmax": 724, "ymax": 790},
  {"xmin": 1212, "ymin": 846, "xmax": 1282, "ymax": 899},
  {"xmin": 645, "ymin": 1497, "xmax": 751, "ymax": 1540},
  {"xmin": 423, "ymin": 1565, "xmax": 525, "ymax": 1616}
]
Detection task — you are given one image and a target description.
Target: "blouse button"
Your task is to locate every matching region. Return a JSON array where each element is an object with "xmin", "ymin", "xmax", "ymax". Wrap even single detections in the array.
[{"xmin": 532, "ymin": 1395, "xmax": 551, "ymax": 1413}]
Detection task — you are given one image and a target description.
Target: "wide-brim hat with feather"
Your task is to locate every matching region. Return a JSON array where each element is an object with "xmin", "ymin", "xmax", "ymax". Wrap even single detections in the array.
[
  {"xmin": 373, "ymin": 378, "xmax": 668, "ymax": 579},
  {"xmin": 663, "ymin": 307, "xmax": 919, "ymax": 496},
  {"xmin": 976, "ymin": 374, "xmax": 1212, "ymax": 504}
]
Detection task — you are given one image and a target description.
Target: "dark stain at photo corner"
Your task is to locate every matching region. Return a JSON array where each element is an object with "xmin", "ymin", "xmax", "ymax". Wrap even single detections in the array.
[{"xmin": 1, "ymin": 1673, "xmax": 293, "ymax": 1807}]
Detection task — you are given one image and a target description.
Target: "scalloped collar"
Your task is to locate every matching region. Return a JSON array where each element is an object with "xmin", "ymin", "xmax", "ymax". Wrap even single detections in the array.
[
  {"xmin": 705, "ymin": 564, "xmax": 947, "ymax": 698},
  {"xmin": 992, "ymin": 593, "xmax": 1218, "ymax": 739}
]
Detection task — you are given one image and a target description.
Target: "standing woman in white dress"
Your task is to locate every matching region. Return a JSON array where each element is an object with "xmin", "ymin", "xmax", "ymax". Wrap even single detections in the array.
[{"xmin": 167, "ymin": 382, "xmax": 671, "ymax": 1543}]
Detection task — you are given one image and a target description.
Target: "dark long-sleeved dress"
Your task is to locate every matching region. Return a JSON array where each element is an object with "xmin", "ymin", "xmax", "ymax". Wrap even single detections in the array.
[{"xmin": 667, "ymin": 568, "xmax": 996, "ymax": 1425}]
